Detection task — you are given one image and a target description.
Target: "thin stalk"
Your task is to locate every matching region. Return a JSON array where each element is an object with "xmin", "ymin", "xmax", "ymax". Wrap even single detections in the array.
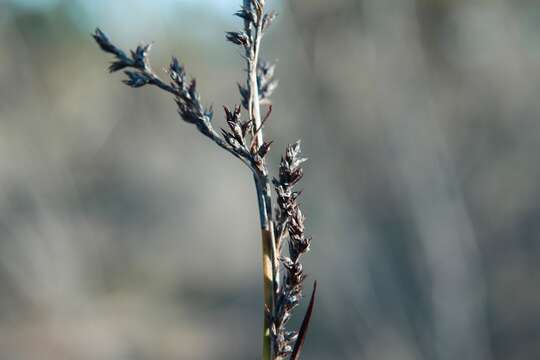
[
  {"xmin": 243, "ymin": 1, "xmax": 278, "ymax": 358},
  {"xmin": 255, "ymin": 157, "xmax": 278, "ymax": 360}
]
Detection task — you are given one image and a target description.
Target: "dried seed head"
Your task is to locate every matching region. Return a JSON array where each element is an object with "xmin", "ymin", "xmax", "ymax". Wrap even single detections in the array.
[
  {"xmin": 258, "ymin": 61, "xmax": 279, "ymax": 104},
  {"xmin": 226, "ymin": 31, "xmax": 249, "ymax": 46},
  {"xmin": 262, "ymin": 11, "xmax": 278, "ymax": 32},
  {"xmin": 130, "ymin": 43, "xmax": 151, "ymax": 69},
  {"xmin": 273, "ymin": 140, "xmax": 313, "ymax": 358},
  {"xmin": 92, "ymin": 28, "xmax": 120, "ymax": 56},
  {"xmin": 257, "ymin": 140, "xmax": 273, "ymax": 159},
  {"xmin": 123, "ymin": 70, "xmax": 150, "ymax": 88},
  {"xmin": 223, "ymin": 105, "xmax": 246, "ymax": 147},
  {"xmin": 169, "ymin": 57, "xmax": 187, "ymax": 88},
  {"xmin": 237, "ymin": 83, "xmax": 250, "ymax": 109},
  {"xmin": 235, "ymin": 7, "xmax": 254, "ymax": 23},
  {"xmin": 93, "ymin": 29, "xmax": 134, "ymax": 73}
]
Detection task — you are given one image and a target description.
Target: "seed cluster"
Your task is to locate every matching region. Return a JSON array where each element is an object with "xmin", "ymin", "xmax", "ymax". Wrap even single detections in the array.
[{"xmin": 272, "ymin": 141, "xmax": 312, "ymax": 358}]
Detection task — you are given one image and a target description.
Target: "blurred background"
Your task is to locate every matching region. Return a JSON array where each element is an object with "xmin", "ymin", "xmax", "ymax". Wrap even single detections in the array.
[{"xmin": 1, "ymin": 0, "xmax": 540, "ymax": 359}]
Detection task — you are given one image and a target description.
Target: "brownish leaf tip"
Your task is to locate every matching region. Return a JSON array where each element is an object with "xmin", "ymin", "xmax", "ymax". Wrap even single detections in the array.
[{"xmin": 290, "ymin": 280, "xmax": 317, "ymax": 360}]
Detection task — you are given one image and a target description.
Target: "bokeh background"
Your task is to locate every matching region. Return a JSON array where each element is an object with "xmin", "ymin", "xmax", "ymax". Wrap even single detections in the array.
[{"xmin": 1, "ymin": 0, "xmax": 540, "ymax": 359}]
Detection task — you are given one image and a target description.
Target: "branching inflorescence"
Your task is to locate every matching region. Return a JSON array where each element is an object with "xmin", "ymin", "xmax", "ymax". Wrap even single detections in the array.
[{"xmin": 92, "ymin": 1, "xmax": 315, "ymax": 359}]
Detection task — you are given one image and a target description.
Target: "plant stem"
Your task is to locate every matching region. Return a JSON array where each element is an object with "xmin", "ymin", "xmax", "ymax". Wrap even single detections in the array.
[
  {"xmin": 93, "ymin": 2, "xmax": 299, "ymax": 356},
  {"xmin": 243, "ymin": 2, "xmax": 278, "ymax": 358},
  {"xmin": 254, "ymin": 172, "xmax": 278, "ymax": 359}
]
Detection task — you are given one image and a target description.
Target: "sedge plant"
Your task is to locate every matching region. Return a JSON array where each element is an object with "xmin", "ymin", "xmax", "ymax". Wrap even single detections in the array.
[{"xmin": 92, "ymin": 1, "xmax": 315, "ymax": 359}]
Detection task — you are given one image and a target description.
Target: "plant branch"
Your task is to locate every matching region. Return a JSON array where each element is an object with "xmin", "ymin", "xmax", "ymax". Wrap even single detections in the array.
[
  {"xmin": 93, "ymin": 3, "xmax": 314, "ymax": 358},
  {"xmin": 92, "ymin": 28, "xmax": 256, "ymax": 172}
]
